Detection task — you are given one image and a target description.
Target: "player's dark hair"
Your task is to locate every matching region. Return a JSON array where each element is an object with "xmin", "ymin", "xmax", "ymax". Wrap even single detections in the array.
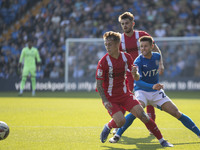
[
  {"xmin": 118, "ymin": 12, "xmax": 134, "ymax": 22},
  {"xmin": 103, "ymin": 31, "xmax": 121, "ymax": 43},
  {"xmin": 139, "ymin": 36, "xmax": 153, "ymax": 45}
]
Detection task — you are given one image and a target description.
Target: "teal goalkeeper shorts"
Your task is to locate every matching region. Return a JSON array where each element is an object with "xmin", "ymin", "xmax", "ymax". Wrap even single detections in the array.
[{"xmin": 22, "ymin": 67, "xmax": 36, "ymax": 77}]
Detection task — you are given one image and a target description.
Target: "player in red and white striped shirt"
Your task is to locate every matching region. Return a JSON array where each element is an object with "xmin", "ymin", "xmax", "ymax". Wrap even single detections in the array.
[
  {"xmin": 96, "ymin": 31, "xmax": 172, "ymax": 147},
  {"xmin": 118, "ymin": 12, "xmax": 164, "ymax": 125}
]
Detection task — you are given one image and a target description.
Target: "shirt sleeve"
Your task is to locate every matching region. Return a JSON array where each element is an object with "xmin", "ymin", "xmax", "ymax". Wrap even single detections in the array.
[
  {"xmin": 135, "ymin": 80, "xmax": 154, "ymax": 89},
  {"xmin": 96, "ymin": 60, "xmax": 105, "ymax": 80},
  {"xmin": 35, "ymin": 49, "xmax": 41, "ymax": 63}
]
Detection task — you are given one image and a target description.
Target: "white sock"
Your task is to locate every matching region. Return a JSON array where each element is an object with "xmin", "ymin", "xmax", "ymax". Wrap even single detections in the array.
[
  {"xmin": 159, "ymin": 138, "xmax": 165, "ymax": 144},
  {"xmin": 106, "ymin": 124, "xmax": 111, "ymax": 130},
  {"xmin": 115, "ymin": 134, "xmax": 121, "ymax": 138}
]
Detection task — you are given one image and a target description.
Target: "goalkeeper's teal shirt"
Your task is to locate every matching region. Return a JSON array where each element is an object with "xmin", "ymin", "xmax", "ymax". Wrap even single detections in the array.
[{"xmin": 19, "ymin": 46, "xmax": 41, "ymax": 68}]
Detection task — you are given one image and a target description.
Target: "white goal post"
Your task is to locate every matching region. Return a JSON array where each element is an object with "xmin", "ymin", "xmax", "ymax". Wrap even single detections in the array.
[
  {"xmin": 65, "ymin": 38, "xmax": 104, "ymax": 91},
  {"xmin": 65, "ymin": 36, "xmax": 200, "ymax": 91}
]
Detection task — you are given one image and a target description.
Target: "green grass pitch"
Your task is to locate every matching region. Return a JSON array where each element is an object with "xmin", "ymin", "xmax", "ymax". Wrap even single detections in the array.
[{"xmin": 0, "ymin": 92, "xmax": 200, "ymax": 150}]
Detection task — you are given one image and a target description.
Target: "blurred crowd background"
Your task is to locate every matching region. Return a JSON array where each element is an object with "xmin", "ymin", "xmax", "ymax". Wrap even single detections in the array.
[{"xmin": 0, "ymin": 0, "xmax": 200, "ymax": 80}]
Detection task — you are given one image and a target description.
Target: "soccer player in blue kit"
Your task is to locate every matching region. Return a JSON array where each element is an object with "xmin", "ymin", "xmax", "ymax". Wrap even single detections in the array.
[{"xmin": 109, "ymin": 36, "xmax": 200, "ymax": 144}]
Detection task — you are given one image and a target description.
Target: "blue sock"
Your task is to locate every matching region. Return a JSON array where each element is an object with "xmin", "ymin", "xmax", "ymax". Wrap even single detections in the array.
[
  {"xmin": 116, "ymin": 113, "xmax": 136, "ymax": 137},
  {"xmin": 179, "ymin": 113, "xmax": 200, "ymax": 136}
]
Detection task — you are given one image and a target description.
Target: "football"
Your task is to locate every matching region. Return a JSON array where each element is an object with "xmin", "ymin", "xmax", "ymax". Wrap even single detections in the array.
[{"xmin": 0, "ymin": 121, "xmax": 9, "ymax": 140}]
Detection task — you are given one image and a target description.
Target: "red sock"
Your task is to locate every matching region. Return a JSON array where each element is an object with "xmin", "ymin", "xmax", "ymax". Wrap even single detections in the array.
[
  {"xmin": 145, "ymin": 118, "xmax": 162, "ymax": 140},
  {"xmin": 108, "ymin": 119, "xmax": 118, "ymax": 129},
  {"xmin": 147, "ymin": 105, "xmax": 156, "ymax": 121}
]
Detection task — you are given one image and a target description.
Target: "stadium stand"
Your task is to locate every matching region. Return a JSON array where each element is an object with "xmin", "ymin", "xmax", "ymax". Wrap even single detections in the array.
[
  {"xmin": 0, "ymin": 0, "xmax": 42, "ymax": 35},
  {"xmin": 0, "ymin": 0, "xmax": 200, "ymax": 79}
]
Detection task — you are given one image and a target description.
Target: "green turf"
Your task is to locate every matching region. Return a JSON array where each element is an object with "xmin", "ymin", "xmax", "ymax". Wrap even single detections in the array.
[
  {"xmin": 0, "ymin": 97, "xmax": 200, "ymax": 150},
  {"xmin": 0, "ymin": 91, "xmax": 200, "ymax": 99}
]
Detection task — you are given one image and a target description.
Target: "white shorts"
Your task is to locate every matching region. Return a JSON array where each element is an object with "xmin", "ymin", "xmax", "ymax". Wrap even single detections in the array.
[{"xmin": 135, "ymin": 89, "xmax": 171, "ymax": 110}]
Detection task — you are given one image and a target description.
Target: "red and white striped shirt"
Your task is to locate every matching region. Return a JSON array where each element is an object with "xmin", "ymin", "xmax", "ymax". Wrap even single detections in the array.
[
  {"xmin": 96, "ymin": 52, "xmax": 133, "ymax": 102},
  {"xmin": 120, "ymin": 30, "xmax": 151, "ymax": 61}
]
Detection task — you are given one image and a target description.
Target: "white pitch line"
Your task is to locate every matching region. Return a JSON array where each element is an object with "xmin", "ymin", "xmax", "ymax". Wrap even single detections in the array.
[{"xmin": 10, "ymin": 126, "xmax": 185, "ymax": 130}]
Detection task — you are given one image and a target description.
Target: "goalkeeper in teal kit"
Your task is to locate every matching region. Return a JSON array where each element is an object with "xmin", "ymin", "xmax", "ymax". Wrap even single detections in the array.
[{"xmin": 18, "ymin": 40, "xmax": 41, "ymax": 96}]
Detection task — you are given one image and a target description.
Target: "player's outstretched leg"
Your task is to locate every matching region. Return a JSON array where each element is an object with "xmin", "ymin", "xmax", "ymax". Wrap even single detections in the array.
[
  {"xmin": 162, "ymin": 101, "xmax": 200, "ymax": 138},
  {"xmin": 134, "ymin": 104, "xmax": 173, "ymax": 147},
  {"xmin": 144, "ymin": 118, "xmax": 173, "ymax": 147},
  {"xmin": 109, "ymin": 113, "xmax": 136, "ymax": 143},
  {"xmin": 179, "ymin": 113, "xmax": 200, "ymax": 137}
]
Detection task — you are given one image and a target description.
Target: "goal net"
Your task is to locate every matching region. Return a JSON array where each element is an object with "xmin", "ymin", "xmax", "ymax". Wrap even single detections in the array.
[{"xmin": 65, "ymin": 37, "xmax": 200, "ymax": 91}]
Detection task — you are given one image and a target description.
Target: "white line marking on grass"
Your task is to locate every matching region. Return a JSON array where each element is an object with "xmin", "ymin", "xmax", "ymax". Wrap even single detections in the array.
[{"xmin": 10, "ymin": 126, "xmax": 185, "ymax": 130}]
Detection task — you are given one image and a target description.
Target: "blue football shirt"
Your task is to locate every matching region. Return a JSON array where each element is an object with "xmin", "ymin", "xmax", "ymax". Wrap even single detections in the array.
[{"xmin": 134, "ymin": 52, "xmax": 160, "ymax": 92}]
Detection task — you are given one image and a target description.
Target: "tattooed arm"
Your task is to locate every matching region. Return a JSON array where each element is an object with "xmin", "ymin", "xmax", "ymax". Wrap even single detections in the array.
[{"xmin": 96, "ymin": 79, "xmax": 112, "ymax": 113}]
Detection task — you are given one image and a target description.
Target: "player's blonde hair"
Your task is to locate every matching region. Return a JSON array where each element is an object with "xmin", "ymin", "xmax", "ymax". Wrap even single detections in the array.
[
  {"xmin": 118, "ymin": 12, "xmax": 134, "ymax": 22},
  {"xmin": 103, "ymin": 31, "xmax": 121, "ymax": 43}
]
